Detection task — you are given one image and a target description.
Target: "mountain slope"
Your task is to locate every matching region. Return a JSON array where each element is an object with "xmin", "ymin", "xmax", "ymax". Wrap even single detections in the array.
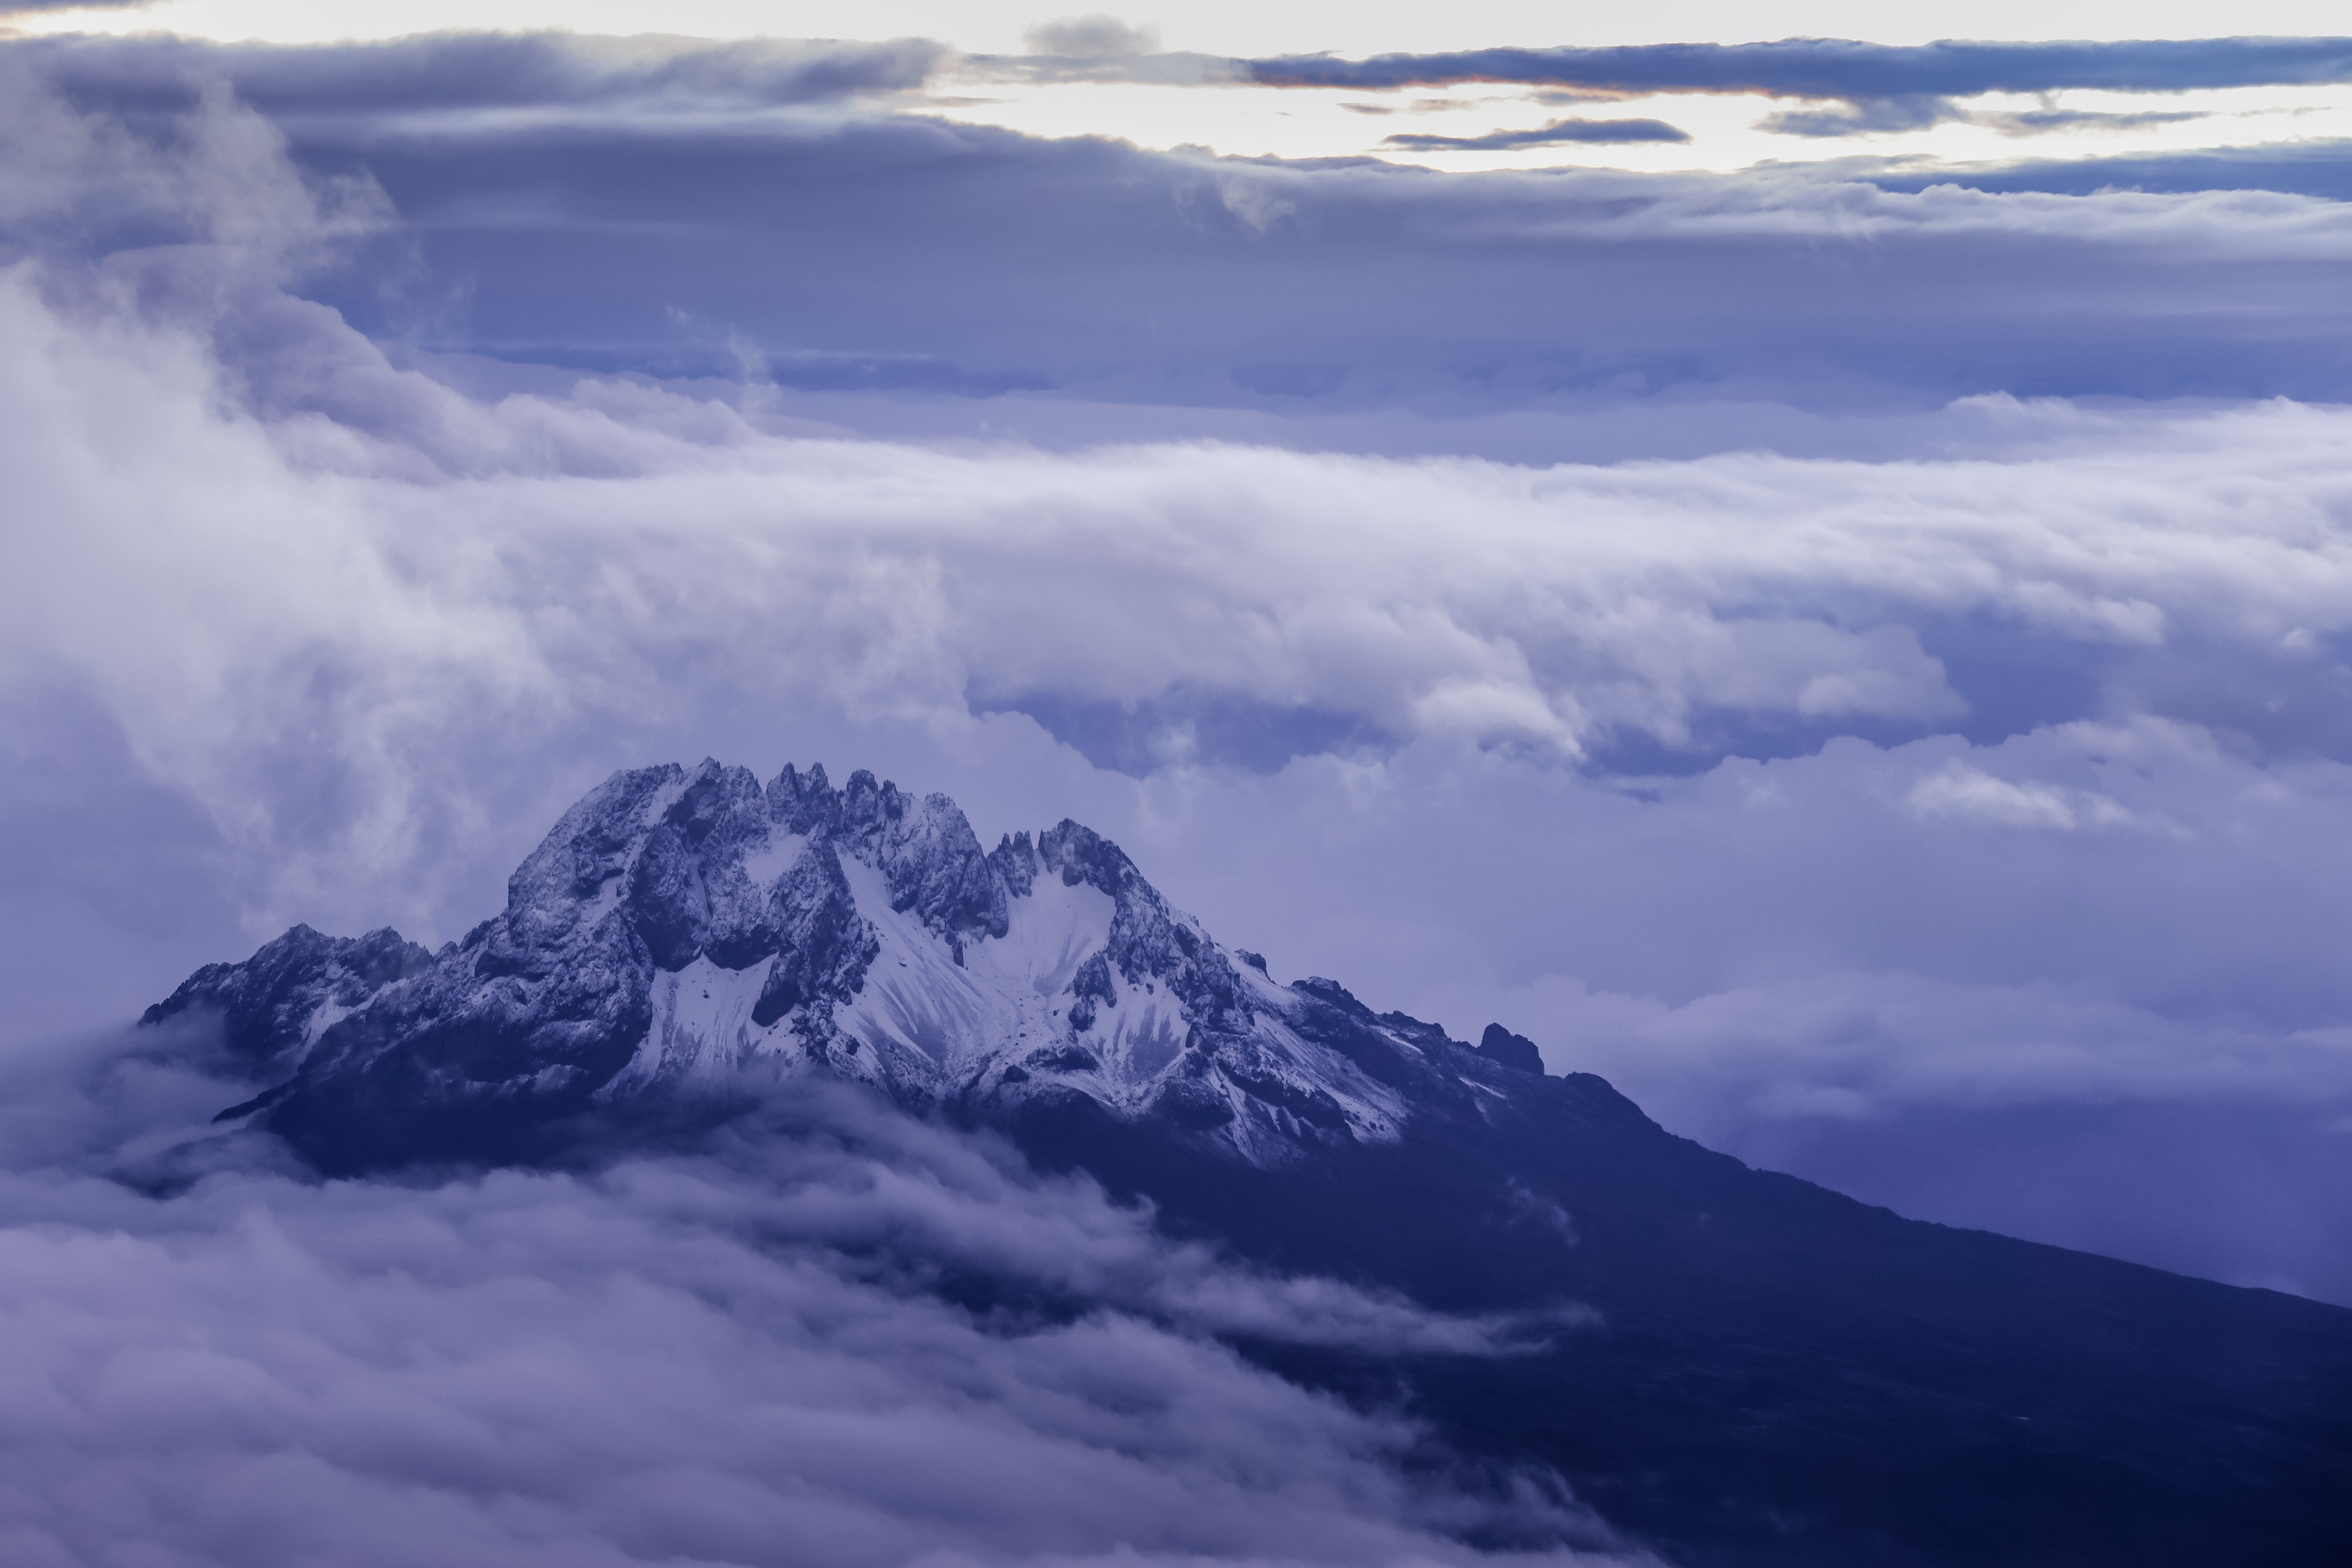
[{"xmin": 146, "ymin": 758, "xmax": 2352, "ymax": 1567}]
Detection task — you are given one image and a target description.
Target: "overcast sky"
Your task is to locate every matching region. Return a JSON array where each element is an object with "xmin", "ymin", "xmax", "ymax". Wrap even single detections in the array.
[{"xmin": 4, "ymin": 11, "xmax": 2352, "ymax": 1552}]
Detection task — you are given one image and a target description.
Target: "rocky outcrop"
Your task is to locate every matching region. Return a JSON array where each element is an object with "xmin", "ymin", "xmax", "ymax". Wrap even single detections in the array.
[
  {"xmin": 1478, "ymin": 1023, "xmax": 1546, "ymax": 1074},
  {"xmin": 143, "ymin": 924, "xmax": 434, "ymax": 1077}
]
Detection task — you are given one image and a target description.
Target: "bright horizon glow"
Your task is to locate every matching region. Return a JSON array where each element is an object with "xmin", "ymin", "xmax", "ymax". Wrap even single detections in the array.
[
  {"xmin": 12, "ymin": 0, "xmax": 2352, "ymax": 53},
  {"xmin": 916, "ymin": 78, "xmax": 2352, "ymax": 174}
]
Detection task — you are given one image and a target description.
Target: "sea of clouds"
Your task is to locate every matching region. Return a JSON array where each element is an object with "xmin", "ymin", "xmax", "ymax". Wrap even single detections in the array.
[
  {"xmin": 0, "ymin": 1012, "xmax": 1637, "ymax": 1567},
  {"xmin": 3, "ymin": 44, "xmax": 2352, "ymax": 1561}
]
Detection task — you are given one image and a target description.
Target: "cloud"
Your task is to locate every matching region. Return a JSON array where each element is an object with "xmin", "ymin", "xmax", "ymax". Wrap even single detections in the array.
[
  {"xmin": 1241, "ymin": 37, "xmax": 2352, "ymax": 142},
  {"xmin": 0, "ymin": 256, "xmax": 2216, "ymax": 907},
  {"xmin": 1905, "ymin": 762, "xmax": 2151, "ymax": 831},
  {"xmin": 1382, "ymin": 118, "xmax": 1690, "ymax": 151},
  {"xmin": 1978, "ymin": 107, "xmax": 2209, "ymax": 136},
  {"xmin": 310, "ymin": 111, "xmax": 2352, "ymax": 409},
  {"xmin": 15, "ymin": 31, "xmax": 949, "ymax": 118},
  {"xmin": 15, "ymin": 128, "xmax": 2352, "ymax": 994},
  {"xmin": 21, "ymin": 34, "xmax": 2352, "ymax": 418},
  {"xmin": 1243, "ymin": 36, "xmax": 2352, "ymax": 103},
  {"xmin": 0, "ymin": 51, "xmax": 387, "ymax": 271},
  {"xmin": 1165, "ymin": 713, "xmax": 2352, "ymax": 1076},
  {"xmin": 1515, "ymin": 964, "xmax": 2352, "ymax": 1122},
  {"xmin": 1769, "ymin": 101, "xmax": 2208, "ymax": 141},
  {"xmin": 0, "ymin": 1036, "xmax": 1635, "ymax": 1568},
  {"xmin": 1758, "ymin": 93, "xmax": 1961, "ymax": 137},
  {"xmin": 1022, "ymin": 16, "xmax": 1161, "ymax": 61},
  {"xmin": 1858, "ymin": 139, "xmax": 2352, "ymax": 202},
  {"xmin": 17, "ymin": 247, "xmax": 2352, "ymax": 1310}
]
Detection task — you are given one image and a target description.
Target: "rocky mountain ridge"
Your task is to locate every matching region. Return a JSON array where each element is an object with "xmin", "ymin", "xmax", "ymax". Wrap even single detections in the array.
[{"xmin": 148, "ymin": 759, "xmax": 1544, "ymax": 1172}]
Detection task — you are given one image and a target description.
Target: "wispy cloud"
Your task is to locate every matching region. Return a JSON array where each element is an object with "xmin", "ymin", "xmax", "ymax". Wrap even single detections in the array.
[
  {"xmin": 1977, "ymin": 107, "xmax": 2209, "ymax": 136},
  {"xmin": 1384, "ymin": 117, "xmax": 1690, "ymax": 151}
]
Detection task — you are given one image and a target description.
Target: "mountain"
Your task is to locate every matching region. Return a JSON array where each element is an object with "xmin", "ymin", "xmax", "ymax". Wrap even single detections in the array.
[
  {"xmin": 151, "ymin": 759, "xmax": 1539, "ymax": 1169},
  {"xmin": 145, "ymin": 759, "xmax": 2352, "ymax": 1567}
]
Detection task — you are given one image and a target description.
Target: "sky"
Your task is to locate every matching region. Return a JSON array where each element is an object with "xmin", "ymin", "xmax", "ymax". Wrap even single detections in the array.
[{"xmin": 4, "ymin": 3, "xmax": 2352, "ymax": 1555}]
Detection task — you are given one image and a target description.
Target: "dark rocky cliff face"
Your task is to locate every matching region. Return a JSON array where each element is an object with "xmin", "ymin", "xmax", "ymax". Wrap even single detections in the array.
[{"xmin": 146, "ymin": 758, "xmax": 2352, "ymax": 1568}]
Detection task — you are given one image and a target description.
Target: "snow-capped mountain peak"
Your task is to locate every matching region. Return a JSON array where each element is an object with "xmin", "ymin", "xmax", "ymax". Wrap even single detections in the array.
[{"xmin": 154, "ymin": 760, "xmax": 1544, "ymax": 1171}]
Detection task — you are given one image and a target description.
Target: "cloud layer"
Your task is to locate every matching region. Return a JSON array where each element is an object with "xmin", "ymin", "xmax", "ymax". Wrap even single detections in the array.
[
  {"xmin": 5, "ymin": 38, "xmax": 2352, "ymax": 1310},
  {"xmin": 1243, "ymin": 36, "xmax": 2352, "ymax": 142},
  {"xmin": 24, "ymin": 32, "xmax": 2352, "ymax": 413},
  {"xmin": 0, "ymin": 1031, "xmax": 1631, "ymax": 1567}
]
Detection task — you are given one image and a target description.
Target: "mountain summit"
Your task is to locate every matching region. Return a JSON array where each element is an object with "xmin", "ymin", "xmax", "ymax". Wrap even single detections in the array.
[
  {"xmin": 151, "ymin": 759, "xmax": 1550, "ymax": 1171},
  {"xmin": 146, "ymin": 760, "xmax": 2352, "ymax": 1567}
]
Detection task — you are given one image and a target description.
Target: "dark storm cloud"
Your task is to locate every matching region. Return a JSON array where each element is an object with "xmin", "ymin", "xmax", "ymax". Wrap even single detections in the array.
[
  {"xmin": 1382, "ymin": 117, "xmax": 1690, "ymax": 151},
  {"xmin": 1243, "ymin": 35, "xmax": 2352, "ymax": 99},
  {"xmin": 15, "ymin": 32, "xmax": 2352, "ymax": 412},
  {"xmin": 17, "ymin": 29, "xmax": 948, "ymax": 119},
  {"xmin": 289, "ymin": 114, "xmax": 2352, "ymax": 411}
]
